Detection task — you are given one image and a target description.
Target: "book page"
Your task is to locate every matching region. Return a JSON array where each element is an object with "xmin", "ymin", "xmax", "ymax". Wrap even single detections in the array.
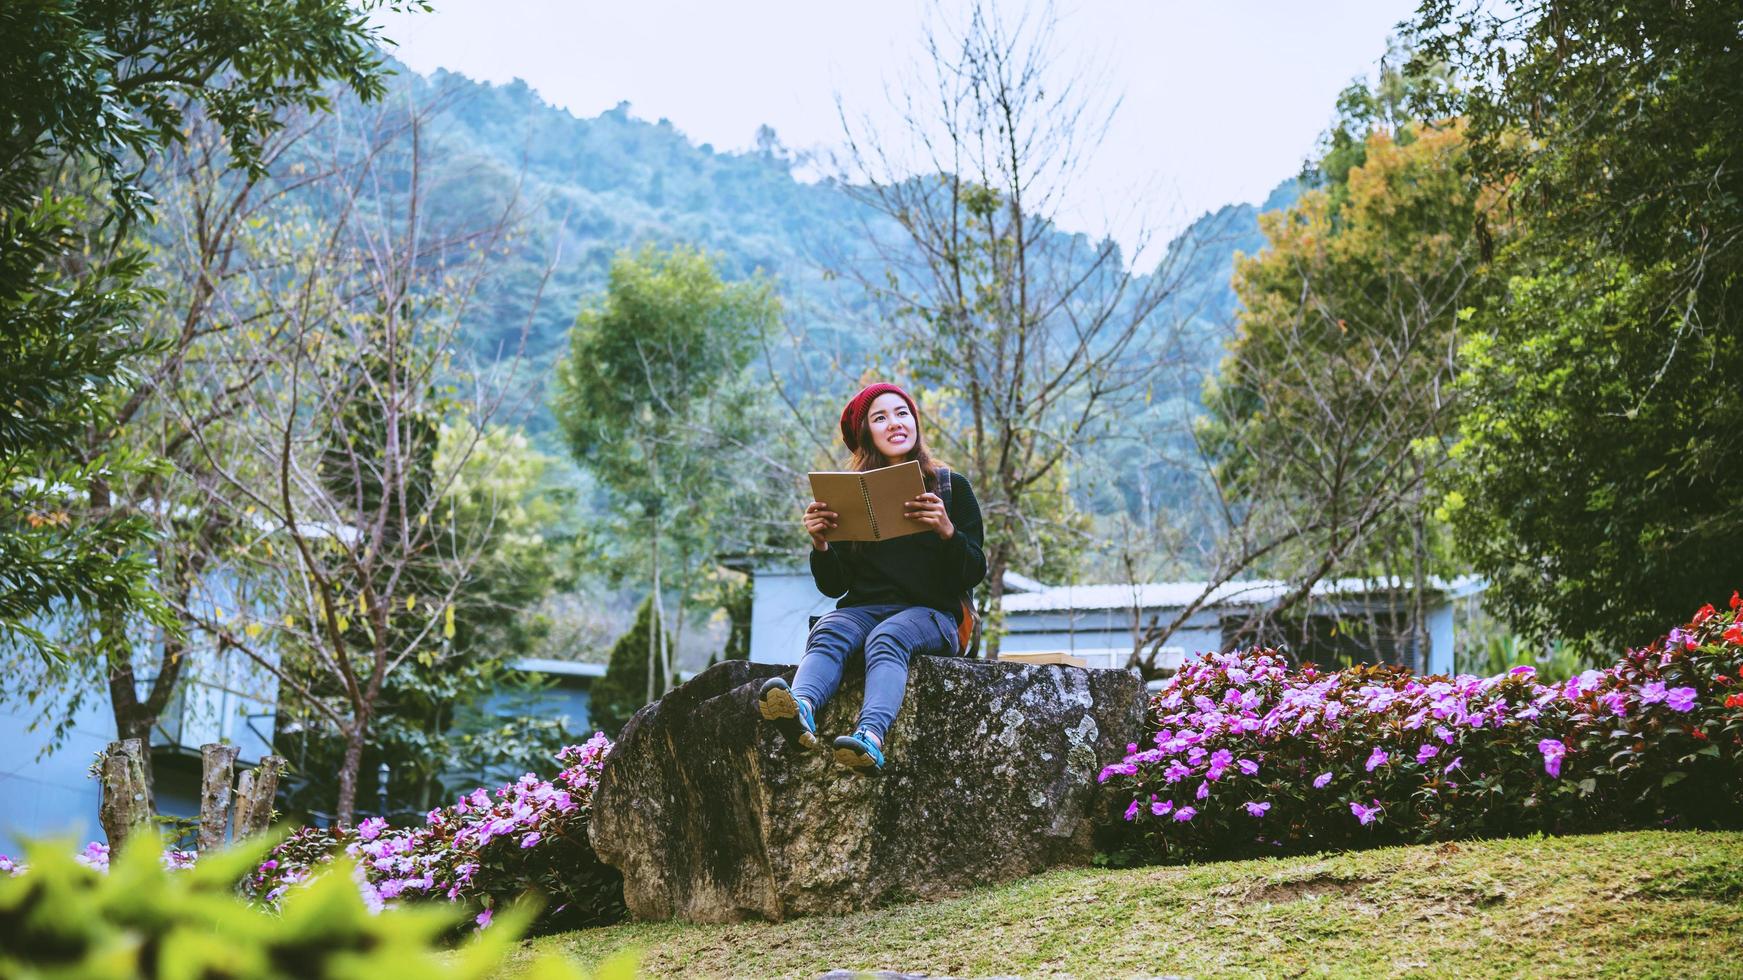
[{"xmin": 808, "ymin": 461, "xmax": 929, "ymax": 542}]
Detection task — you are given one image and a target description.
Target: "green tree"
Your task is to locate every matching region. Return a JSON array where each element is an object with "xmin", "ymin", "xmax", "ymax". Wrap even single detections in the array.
[
  {"xmin": 588, "ymin": 595, "xmax": 672, "ymax": 737},
  {"xmin": 1411, "ymin": 0, "xmax": 1743, "ymax": 648},
  {"xmin": 0, "ymin": 0, "xmax": 400, "ymax": 659},
  {"xmin": 551, "ymin": 244, "xmax": 783, "ymax": 700},
  {"xmin": 1183, "ymin": 83, "xmax": 1497, "ymax": 671}
]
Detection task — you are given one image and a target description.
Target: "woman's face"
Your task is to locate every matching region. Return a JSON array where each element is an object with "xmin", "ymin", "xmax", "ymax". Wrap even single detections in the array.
[{"xmin": 866, "ymin": 392, "xmax": 918, "ymax": 462}]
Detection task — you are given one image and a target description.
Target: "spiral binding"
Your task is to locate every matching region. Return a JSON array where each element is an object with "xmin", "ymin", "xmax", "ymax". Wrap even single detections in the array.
[{"xmin": 859, "ymin": 478, "xmax": 879, "ymax": 539}]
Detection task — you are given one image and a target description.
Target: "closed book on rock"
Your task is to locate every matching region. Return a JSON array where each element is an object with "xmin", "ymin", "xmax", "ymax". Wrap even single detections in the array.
[
  {"xmin": 808, "ymin": 461, "xmax": 928, "ymax": 542},
  {"xmin": 997, "ymin": 651, "xmax": 1088, "ymax": 667}
]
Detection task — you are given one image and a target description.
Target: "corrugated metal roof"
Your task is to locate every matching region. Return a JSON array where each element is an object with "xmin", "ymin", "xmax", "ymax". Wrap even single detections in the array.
[
  {"xmin": 511, "ymin": 657, "xmax": 606, "ymax": 677},
  {"xmin": 1002, "ymin": 576, "xmax": 1484, "ymax": 614}
]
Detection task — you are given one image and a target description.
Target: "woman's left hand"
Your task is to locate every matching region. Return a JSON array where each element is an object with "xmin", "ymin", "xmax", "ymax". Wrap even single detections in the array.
[{"xmin": 905, "ymin": 492, "xmax": 954, "ymax": 540}]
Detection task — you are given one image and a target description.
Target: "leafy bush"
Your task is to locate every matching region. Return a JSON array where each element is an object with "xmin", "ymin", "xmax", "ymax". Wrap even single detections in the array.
[
  {"xmin": 245, "ymin": 733, "xmax": 623, "ymax": 931},
  {"xmin": 0, "ymin": 833, "xmax": 626, "ymax": 978},
  {"xmin": 1101, "ymin": 594, "xmax": 1743, "ymax": 861}
]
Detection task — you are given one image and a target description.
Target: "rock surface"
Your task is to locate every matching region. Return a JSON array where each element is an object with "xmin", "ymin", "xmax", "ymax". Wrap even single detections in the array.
[{"xmin": 588, "ymin": 656, "xmax": 1145, "ymax": 923}]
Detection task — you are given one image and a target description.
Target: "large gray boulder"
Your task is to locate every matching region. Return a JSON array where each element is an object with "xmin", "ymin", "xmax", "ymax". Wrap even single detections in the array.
[{"xmin": 587, "ymin": 656, "xmax": 1145, "ymax": 923}]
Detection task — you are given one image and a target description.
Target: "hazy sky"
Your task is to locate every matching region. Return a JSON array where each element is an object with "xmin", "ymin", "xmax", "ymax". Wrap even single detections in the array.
[{"xmin": 373, "ymin": 1, "xmax": 1421, "ymax": 259}]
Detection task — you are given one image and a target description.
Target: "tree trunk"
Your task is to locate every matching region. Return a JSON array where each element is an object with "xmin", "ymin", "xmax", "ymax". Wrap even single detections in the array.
[
  {"xmin": 334, "ymin": 724, "xmax": 366, "ymax": 828},
  {"xmin": 98, "ymin": 738, "xmax": 153, "ymax": 852},
  {"xmin": 648, "ymin": 506, "xmax": 664, "ymax": 703},
  {"xmin": 197, "ymin": 743, "xmax": 239, "ymax": 852},
  {"xmin": 1411, "ymin": 469, "xmax": 1430, "ymax": 675},
  {"xmin": 980, "ymin": 544, "xmax": 1009, "ymax": 659},
  {"xmin": 232, "ymin": 755, "xmax": 283, "ymax": 840}
]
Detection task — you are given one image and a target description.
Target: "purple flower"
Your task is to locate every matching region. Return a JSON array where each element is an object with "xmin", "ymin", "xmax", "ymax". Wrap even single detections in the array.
[
  {"xmin": 357, "ymin": 817, "xmax": 388, "ymax": 842},
  {"xmin": 1244, "ymin": 801, "xmax": 1271, "ymax": 818},
  {"xmin": 520, "ymin": 832, "xmax": 542, "ymax": 849},
  {"xmin": 475, "ymin": 908, "xmax": 493, "ymax": 929},
  {"xmin": 1150, "ymin": 799, "xmax": 1174, "ymax": 817},
  {"xmin": 1351, "ymin": 801, "xmax": 1381, "ymax": 826},
  {"xmin": 1640, "ymin": 682, "xmax": 1668, "ymax": 705},
  {"xmin": 1124, "ymin": 799, "xmax": 1141, "ymax": 822},
  {"xmin": 1196, "ymin": 781, "xmax": 1210, "ymax": 800},
  {"xmin": 1445, "ymin": 756, "xmax": 1463, "ymax": 774},
  {"xmin": 1365, "ymin": 747, "xmax": 1389, "ymax": 772},
  {"xmin": 1538, "ymin": 738, "xmax": 1567, "ymax": 778},
  {"xmin": 1237, "ymin": 759, "xmax": 1259, "ymax": 777},
  {"xmin": 1415, "ymin": 744, "xmax": 1439, "ymax": 764},
  {"xmin": 1601, "ymin": 691, "xmax": 1629, "ymax": 717},
  {"xmin": 1509, "ymin": 665, "xmax": 1536, "ymax": 678},
  {"xmin": 1313, "ymin": 772, "xmax": 1334, "ymax": 789},
  {"xmin": 1173, "ymin": 806, "xmax": 1197, "ymax": 822},
  {"xmin": 1665, "ymin": 687, "xmax": 1698, "ymax": 712}
]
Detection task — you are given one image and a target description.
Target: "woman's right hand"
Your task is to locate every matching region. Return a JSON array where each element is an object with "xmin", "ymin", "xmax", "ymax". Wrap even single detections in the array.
[{"xmin": 803, "ymin": 500, "xmax": 838, "ymax": 550}]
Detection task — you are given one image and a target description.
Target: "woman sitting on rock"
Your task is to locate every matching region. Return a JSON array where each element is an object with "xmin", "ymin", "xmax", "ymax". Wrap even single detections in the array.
[{"xmin": 755, "ymin": 381, "xmax": 987, "ymax": 775}]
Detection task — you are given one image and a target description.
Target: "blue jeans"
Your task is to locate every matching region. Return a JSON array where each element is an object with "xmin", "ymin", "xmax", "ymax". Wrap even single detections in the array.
[{"xmin": 791, "ymin": 604, "xmax": 959, "ymax": 742}]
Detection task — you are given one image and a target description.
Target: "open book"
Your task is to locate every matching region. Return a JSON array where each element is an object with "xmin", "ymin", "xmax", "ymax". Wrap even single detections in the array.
[{"xmin": 808, "ymin": 460, "xmax": 929, "ymax": 542}]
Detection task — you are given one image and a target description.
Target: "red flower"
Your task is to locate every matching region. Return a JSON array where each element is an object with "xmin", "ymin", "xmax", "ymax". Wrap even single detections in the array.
[
  {"xmin": 1727, "ymin": 693, "xmax": 1743, "ymax": 710},
  {"xmin": 1724, "ymin": 622, "xmax": 1743, "ymax": 646},
  {"xmin": 1732, "ymin": 590, "xmax": 1742, "ymax": 611},
  {"xmin": 1691, "ymin": 728, "xmax": 1709, "ymax": 741},
  {"xmin": 1694, "ymin": 603, "xmax": 1717, "ymax": 626}
]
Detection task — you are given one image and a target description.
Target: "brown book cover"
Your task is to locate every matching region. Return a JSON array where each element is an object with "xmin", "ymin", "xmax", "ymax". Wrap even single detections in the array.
[
  {"xmin": 997, "ymin": 651, "xmax": 1089, "ymax": 667},
  {"xmin": 808, "ymin": 460, "xmax": 929, "ymax": 542}
]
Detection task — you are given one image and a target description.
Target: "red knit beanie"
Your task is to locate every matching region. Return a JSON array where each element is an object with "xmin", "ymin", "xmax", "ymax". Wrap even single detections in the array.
[{"xmin": 839, "ymin": 382, "xmax": 918, "ymax": 452}]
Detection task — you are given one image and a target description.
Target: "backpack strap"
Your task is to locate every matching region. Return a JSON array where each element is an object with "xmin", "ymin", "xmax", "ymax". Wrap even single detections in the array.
[{"xmin": 934, "ymin": 466, "xmax": 976, "ymax": 656}]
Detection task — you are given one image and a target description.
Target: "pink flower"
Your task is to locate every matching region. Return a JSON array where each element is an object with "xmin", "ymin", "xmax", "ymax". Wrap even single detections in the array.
[
  {"xmin": 1538, "ymin": 738, "xmax": 1566, "ymax": 778},
  {"xmin": 1244, "ymin": 801, "xmax": 1271, "ymax": 817}
]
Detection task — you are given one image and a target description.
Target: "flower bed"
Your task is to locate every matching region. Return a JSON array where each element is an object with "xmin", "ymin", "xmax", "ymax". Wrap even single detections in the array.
[
  {"xmin": 243, "ymin": 732, "xmax": 623, "ymax": 930},
  {"xmin": 1100, "ymin": 595, "xmax": 1743, "ymax": 861}
]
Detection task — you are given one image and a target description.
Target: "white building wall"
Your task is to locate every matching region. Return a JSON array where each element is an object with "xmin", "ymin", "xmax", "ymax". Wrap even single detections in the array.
[
  {"xmin": 0, "ymin": 681, "xmax": 114, "ymax": 856},
  {"xmin": 747, "ymin": 568, "xmax": 837, "ymax": 666},
  {"xmin": 741, "ymin": 563, "xmax": 1471, "ymax": 677},
  {"xmin": 1427, "ymin": 602, "xmax": 1456, "ymax": 675},
  {"xmin": 0, "ymin": 606, "xmax": 280, "ymax": 857}
]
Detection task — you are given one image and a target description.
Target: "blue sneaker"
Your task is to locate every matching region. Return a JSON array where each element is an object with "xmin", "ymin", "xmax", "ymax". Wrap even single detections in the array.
[
  {"xmin": 832, "ymin": 729, "xmax": 885, "ymax": 775},
  {"xmin": 756, "ymin": 677, "xmax": 817, "ymax": 749}
]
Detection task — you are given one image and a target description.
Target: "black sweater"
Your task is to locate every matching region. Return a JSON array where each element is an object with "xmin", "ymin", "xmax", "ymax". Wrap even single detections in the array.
[{"xmin": 809, "ymin": 470, "xmax": 987, "ymax": 623}]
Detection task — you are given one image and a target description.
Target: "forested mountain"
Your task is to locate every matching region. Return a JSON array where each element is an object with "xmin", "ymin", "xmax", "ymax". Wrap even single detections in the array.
[{"xmin": 309, "ymin": 60, "xmax": 1296, "ymax": 445}]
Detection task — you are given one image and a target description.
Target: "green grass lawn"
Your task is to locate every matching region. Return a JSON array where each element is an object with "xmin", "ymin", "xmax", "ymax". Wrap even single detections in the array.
[{"xmin": 527, "ymin": 829, "xmax": 1743, "ymax": 978}]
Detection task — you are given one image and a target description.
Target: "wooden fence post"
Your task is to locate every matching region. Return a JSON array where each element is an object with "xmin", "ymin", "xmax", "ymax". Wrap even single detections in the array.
[
  {"xmin": 197, "ymin": 743, "xmax": 240, "ymax": 852},
  {"xmin": 97, "ymin": 738, "xmax": 152, "ymax": 851},
  {"xmin": 231, "ymin": 754, "xmax": 284, "ymax": 841}
]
